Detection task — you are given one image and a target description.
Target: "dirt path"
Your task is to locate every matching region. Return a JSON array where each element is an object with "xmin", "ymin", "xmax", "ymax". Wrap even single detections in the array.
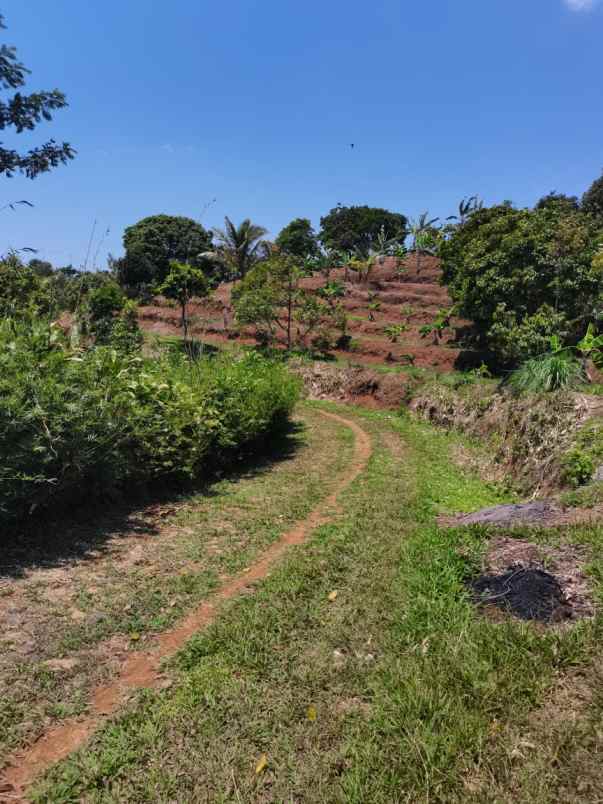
[{"xmin": 0, "ymin": 410, "xmax": 372, "ymax": 802}]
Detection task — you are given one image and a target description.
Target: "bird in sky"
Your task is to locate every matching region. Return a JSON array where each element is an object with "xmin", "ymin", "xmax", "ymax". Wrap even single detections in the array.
[{"xmin": 350, "ymin": 143, "xmax": 355, "ymax": 149}]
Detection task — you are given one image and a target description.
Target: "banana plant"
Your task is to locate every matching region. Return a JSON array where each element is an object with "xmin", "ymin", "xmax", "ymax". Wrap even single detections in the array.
[{"xmin": 408, "ymin": 212, "xmax": 440, "ymax": 274}]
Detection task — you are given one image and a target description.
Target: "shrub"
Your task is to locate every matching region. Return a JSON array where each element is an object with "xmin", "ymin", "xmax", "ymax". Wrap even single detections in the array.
[
  {"xmin": 507, "ymin": 351, "xmax": 586, "ymax": 394},
  {"xmin": 0, "ymin": 320, "xmax": 299, "ymax": 525}
]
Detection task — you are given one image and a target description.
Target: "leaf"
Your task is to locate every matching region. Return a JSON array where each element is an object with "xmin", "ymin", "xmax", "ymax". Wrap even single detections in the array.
[
  {"xmin": 255, "ymin": 754, "xmax": 268, "ymax": 775},
  {"xmin": 307, "ymin": 705, "xmax": 317, "ymax": 722},
  {"xmin": 328, "ymin": 590, "xmax": 338, "ymax": 602},
  {"xmin": 130, "ymin": 632, "xmax": 141, "ymax": 642}
]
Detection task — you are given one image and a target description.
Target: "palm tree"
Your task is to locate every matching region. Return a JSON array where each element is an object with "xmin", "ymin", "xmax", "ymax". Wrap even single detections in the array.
[
  {"xmin": 211, "ymin": 217, "xmax": 268, "ymax": 279},
  {"xmin": 446, "ymin": 196, "xmax": 483, "ymax": 226}
]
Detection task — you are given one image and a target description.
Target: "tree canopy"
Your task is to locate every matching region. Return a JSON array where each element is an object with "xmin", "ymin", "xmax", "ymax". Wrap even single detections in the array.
[
  {"xmin": 439, "ymin": 203, "xmax": 602, "ymax": 364},
  {"xmin": 582, "ymin": 170, "xmax": 603, "ymax": 225},
  {"xmin": 117, "ymin": 214, "xmax": 212, "ymax": 289},
  {"xmin": 0, "ymin": 14, "xmax": 74, "ymax": 179},
  {"xmin": 275, "ymin": 217, "xmax": 319, "ymax": 259},
  {"xmin": 319, "ymin": 205, "xmax": 407, "ymax": 255}
]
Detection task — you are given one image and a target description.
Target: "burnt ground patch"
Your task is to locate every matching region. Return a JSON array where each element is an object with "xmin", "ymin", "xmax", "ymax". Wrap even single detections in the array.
[{"xmin": 470, "ymin": 566, "xmax": 571, "ymax": 622}]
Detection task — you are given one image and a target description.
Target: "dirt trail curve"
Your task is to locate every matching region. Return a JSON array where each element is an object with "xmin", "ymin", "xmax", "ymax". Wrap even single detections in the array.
[{"xmin": 0, "ymin": 409, "xmax": 372, "ymax": 803}]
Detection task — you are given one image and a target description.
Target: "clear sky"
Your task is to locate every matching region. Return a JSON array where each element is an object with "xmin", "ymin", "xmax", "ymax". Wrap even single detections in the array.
[{"xmin": 1, "ymin": 0, "xmax": 602, "ymax": 268}]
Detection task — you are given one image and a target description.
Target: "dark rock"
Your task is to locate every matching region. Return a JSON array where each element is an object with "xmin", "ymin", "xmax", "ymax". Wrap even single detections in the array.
[{"xmin": 456, "ymin": 501, "xmax": 559, "ymax": 527}]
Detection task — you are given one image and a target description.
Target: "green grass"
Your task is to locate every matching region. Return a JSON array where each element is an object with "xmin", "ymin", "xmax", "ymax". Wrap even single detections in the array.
[
  {"xmin": 31, "ymin": 404, "xmax": 603, "ymax": 803},
  {"xmin": 0, "ymin": 407, "xmax": 353, "ymax": 766}
]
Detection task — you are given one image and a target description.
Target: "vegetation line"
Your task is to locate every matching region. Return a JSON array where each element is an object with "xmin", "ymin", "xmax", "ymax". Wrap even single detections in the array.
[{"xmin": 0, "ymin": 409, "xmax": 372, "ymax": 801}]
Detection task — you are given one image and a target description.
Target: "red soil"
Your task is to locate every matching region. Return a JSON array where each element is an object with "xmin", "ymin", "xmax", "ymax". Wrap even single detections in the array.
[{"xmin": 138, "ymin": 255, "xmax": 468, "ymax": 371}]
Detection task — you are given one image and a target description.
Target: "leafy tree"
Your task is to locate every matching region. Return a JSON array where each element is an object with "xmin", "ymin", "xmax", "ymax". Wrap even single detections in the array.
[
  {"xmin": 211, "ymin": 217, "xmax": 268, "ymax": 279},
  {"xmin": 0, "ymin": 14, "xmax": 75, "ymax": 179},
  {"xmin": 535, "ymin": 192, "xmax": 579, "ymax": 214},
  {"xmin": 232, "ymin": 254, "xmax": 327, "ymax": 350},
  {"xmin": 118, "ymin": 215, "xmax": 212, "ymax": 289},
  {"xmin": 275, "ymin": 217, "xmax": 319, "ymax": 259},
  {"xmin": 439, "ymin": 204, "xmax": 602, "ymax": 364},
  {"xmin": 319, "ymin": 205, "xmax": 407, "ymax": 254},
  {"xmin": 28, "ymin": 258, "xmax": 53, "ymax": 276},
  {"xmin": 156, "ymin": 260, "xmax": 209, "ymax": 346},
  {"xmin": 582, "ymin": 170, "xmax": 603, "ymax": 225}
]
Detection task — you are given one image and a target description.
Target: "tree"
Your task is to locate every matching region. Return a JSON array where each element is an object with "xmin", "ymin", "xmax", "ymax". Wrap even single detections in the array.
[
  {"xmin": 275, "ymin": 218, "xmax": 319, "ymax": 259},
  {"xmin": 155, "ymin": 260, "xmax": 209, "ymax": 346},
  {"xmin": 211, "ymin": 217, "xmax": 268, "ymax": 279},
  {"xmin": 319, "ymin": 205, "xmax": 407, "ymax": 254},
  {"xmin": 117, "ymin": 215, "xmax": 212, "ymax": 289},
  {"xmin": 28, "ymin": 258, "xmax": 54, "ymax": 276},
  {"xmin": 535, "ymin": 192, "xmax": 579, "ymax": 214},
  {"xmin": 582, "ymin": 170, "xmax": 603, "ymax": 225},
  {"xmin": 232, "ymin": 254, "xmax": 326, "ymax": 350},
  {"xmin": 439, "ymin": 204, "xmax": 602, "ymax": 365},
  {"xmin": 0, "ymin": 14, "xmax": 75, "ymax": 179}
]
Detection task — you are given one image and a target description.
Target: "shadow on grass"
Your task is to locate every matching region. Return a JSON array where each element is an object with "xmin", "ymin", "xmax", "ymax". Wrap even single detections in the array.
[{"xmin": 0, "ymin": 420, "xmax": 305, "ymax": 581}]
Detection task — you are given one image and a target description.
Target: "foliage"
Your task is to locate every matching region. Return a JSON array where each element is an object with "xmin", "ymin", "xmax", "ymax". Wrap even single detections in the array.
[
  {"xmin": 156, "ymin": 261, "xmax": 209, "ymax": 345},
  {"xmin": 419, "ymin": 306, "xmax": 455, "ymax": 343},
  {"xmin": 275, "ymin": 218, "xmax": 319, "ymax": 259},
  {"xmin": 0, "ymin": 14, "xmax": 75, "ymax": 179},
  {"xmin": 0, "ymin": 254, "xmax": 50, "ymax": 317},
  {"xmin": 211, "ymin": 217, "xmax": 269, "ymax": 280},
  {"xmin": 408, "ymin": 212, "xmax": 441, "ymax": 272},
  {"xmin": 232, "ymin": 253, "xmax": 329, "ymax": 351},
  {"xmin": 560, "ymin": 419, "xmax": 603, "ymax": 489},
  {"xmin": 0, "ymin": 321, "xmax": 299, "ymax": 524},
  {"xmin": 507, "ymin": 350, "xmax": 586, "ymax": 395},
  {"xmin": 581, "ymin": 169, "xmax": 603, "ymax": 225},
  {"xmin": 384, "ymin": 323, "xmax": 408, "ymax": 342},
  {"xmin": 535, "ymin": 192, "xmax": 579, "ymax": 214},
  {"xmin": 117, "ymin": 215, "xmax": 212, "ymax": 290},
  {"xmin": 439, "ymin": 203, "xmax": 602, "ymax": 364},
  {"xmin": 319, "ymin": 204, "xmax": 407, "ymax": 254}
]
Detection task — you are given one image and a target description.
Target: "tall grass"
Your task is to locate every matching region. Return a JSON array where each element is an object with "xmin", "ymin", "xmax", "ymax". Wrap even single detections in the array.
[
  {"xmin": 507, "ymin": 351, "xmax": 585, "ymax": 394},
  {"xmin": 0, "ymin": 318, "xmax": 299, "ymax": 526}
]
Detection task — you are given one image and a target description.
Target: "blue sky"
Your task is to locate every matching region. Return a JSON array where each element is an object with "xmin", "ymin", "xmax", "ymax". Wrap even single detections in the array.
[{"xmin": 1, "ymin": 0, "xmax": 602, "ymax": 268}]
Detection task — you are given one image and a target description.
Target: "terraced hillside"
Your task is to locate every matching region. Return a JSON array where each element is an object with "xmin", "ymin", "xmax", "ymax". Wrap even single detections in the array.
[{"xmin": 138, "ymin": 255, "xmax": 470, "ymax": 371}]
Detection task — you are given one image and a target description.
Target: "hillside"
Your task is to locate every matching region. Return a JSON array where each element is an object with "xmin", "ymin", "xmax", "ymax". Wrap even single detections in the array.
[{"xmin": 137, "ymin": 254, "xmax": 471, "ymax": 371}]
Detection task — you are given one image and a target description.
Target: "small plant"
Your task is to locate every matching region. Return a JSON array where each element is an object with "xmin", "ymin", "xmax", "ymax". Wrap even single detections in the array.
[
  {"xmin": 560, "ymin": 448, "xmax": 595, "ymax": 488},
  {"xmin": 400, "ymin": 352, "xmax": 416, "ymax": 366},
  {"xmin": 419, "ymin": 306, "xmax": 456, "ymax": 344},
  {"xmin": 367, "ymin": 292, "xmax": 381, "ymax": 321},
  {"xmin": 384, "ymin": 323, "xmax": 408, "ymax": 343}
]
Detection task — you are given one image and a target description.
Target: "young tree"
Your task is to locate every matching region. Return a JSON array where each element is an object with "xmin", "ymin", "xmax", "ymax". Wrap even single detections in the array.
[
  {"xmin": 232, "ymin": 253, "xmax": 327, "ymax": 350},
  {"xmin": 211, "ymin": 217, "xmax": 268, "ymax": 279},
  {"xmin": 156, "ymin": 261, "xmax": 209, "ymax": 347},
  {"xmin": 0, "ymin": 14, "xmax": 75, "ymax": 179},
  {"xmin": 319, "ymin": 205, "xmax": 407, "ymax": 253},
  {"xmin": 118, "ymin": 215, "xmax": 212, "ymax": 290}
]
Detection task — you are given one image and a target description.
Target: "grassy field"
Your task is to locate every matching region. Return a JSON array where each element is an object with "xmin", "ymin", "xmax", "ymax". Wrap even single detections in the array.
[{"xmin": 27, "ymin": 403, "xmax": 603, "ymax": 803}]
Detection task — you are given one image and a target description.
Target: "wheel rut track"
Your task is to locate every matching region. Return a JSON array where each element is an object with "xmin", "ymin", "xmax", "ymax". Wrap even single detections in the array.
[{"xmin": 0, "ymin": 409, "xmax": 372, "ymax": 803}]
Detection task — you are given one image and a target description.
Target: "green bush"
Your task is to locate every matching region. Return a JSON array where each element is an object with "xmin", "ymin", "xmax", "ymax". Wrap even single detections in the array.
[{"xmin": 0, "ymin": 319, "xmax": 299, "ymax": 525}]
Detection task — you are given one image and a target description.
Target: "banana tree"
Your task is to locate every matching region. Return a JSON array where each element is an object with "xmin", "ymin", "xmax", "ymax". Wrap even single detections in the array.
[{"xmin": 408, "ymin": 212, "xmax": 440, "ymax": 274}]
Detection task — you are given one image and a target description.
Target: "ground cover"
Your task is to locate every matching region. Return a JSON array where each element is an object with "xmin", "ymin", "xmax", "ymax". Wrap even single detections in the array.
[
  {"xmin": 24, "ymin": 404, "xmax": 602, "ymax": 803},
  {"xmin": 0, "ymin": 407, "xmax": 352, "ymax": 773}
]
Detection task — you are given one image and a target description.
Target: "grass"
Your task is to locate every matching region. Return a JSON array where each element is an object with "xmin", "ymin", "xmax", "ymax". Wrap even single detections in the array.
[
  {"xmin": 26, "ymin": 404, "xmax": 603, "ymax": 802},
  {"xmin": 0, "ymin": 407, "xmax": 353, "ymax": 765}
]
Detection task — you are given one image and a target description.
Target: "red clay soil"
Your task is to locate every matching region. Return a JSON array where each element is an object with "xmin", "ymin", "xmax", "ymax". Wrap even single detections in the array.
[
  {"xmin": 0, "ymin": 410, "xmax": 372, "ymax": 803},
  {"xmin": 137, "ymin": 255, "xmax": 470, "ymax": 372}
]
